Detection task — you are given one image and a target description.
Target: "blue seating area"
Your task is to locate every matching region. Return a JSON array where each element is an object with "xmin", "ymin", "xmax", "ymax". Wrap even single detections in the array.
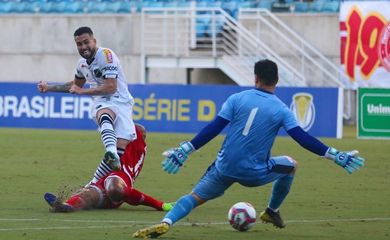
[{"xmin": 0, "ymin": 0, "xmax": 343, "ymax": 15}]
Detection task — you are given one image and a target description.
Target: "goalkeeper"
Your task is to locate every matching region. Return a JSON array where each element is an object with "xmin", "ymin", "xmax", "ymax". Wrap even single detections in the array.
[
  {"xmin": 44, "ymin": 124, "xmax": 174, "ymax": 213},
  {"xmin": 133, "ymin": 59, "xmax": 365, "ymax": 238}
]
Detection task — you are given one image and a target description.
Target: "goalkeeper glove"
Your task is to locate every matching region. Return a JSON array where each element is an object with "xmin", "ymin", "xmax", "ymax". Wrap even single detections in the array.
[
  {"xmin": 325, "ymin": 147, "xmax": 365, "ymax": 174},
  {"xmin": 162, "ymin": 141, "xmax": 195, "ymax": 174}
]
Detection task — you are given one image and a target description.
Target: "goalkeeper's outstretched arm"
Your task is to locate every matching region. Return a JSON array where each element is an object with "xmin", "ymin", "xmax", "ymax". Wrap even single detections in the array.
[
  {"xmin": 287, "ymin": 126, "xmax": 365, "ymax": 174},
  {"xmin": 189, "ymin": 116, "xmax": 230, "ymax": 150}
]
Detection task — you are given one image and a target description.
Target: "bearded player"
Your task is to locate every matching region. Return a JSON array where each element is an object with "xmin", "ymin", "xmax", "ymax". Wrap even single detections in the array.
[
  {"xmin": 38, "ymin": 26, "xmax": 134, "ymax": 183},
  {"xmin": 44, "ymin": 124, "xmax": 174, "ymax": 212}
]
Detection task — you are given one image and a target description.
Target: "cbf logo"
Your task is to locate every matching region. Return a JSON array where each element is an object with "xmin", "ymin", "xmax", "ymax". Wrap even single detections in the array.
[{"xmin": 290, "ymin": 93, "xmax": 315, "ymax": 131}]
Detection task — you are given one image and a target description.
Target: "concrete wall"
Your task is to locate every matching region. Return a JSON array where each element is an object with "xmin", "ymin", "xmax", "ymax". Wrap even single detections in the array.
[
  {"xmin": 0, "ymin": 13, "xmax": 340, "ymax": 84},
  {"xmin": 0, "ymin": 14, "xmax": 141, "ymax": 83}
]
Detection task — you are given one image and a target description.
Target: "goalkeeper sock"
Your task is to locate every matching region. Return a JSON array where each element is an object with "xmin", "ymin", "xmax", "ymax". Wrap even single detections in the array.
[
  {"xmin": 268, "ymin": 174, "xmax": 294, "ymax": 210},
  {"xmin": 123, "ymin": 188, "xmax": 164, "ymax": 210},
  {"xmin": 98, "ymin": 113, "xmax": 117, "ymax": 155},
  {"xmin": 162, "ymin": 194, "xmax": 198, "ymax": 225}
]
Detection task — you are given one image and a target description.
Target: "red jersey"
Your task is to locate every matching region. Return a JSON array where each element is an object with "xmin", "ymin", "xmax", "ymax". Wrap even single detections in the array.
[
  {"xmin": 93, "ymin": 127, "xmax": 147, "ymax": 209},
  {"xmin": 120, "ymin": 127, "xmax": 147, "ymax": 184}
]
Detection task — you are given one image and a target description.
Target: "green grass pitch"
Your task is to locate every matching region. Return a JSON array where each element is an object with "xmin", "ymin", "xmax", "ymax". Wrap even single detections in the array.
[{"xmin": 0, "ymin": 126, "xmax": 389, "ymax": 240}]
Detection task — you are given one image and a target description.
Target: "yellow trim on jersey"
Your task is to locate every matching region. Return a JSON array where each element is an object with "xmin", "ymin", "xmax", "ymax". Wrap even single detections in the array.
[{"xmin": 103, "ymin": 49, "xmax": 113, "ymax": 63}]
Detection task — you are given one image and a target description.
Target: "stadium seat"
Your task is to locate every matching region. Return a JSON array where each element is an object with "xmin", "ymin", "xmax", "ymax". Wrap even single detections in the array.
[
  {"xmin": 164, "ymin": 0, "xmax": 177, "ymax": 8},
  {"xmin": 206, "ymin": 0, "xmax": 222, "ymax": 8},
  {"xmin": 221, "ymin": 0, "xmax": 238, "ymax": 17},
  {"xmin": 322, "ymin": 1, "xmax": 339, "ymax": 13},
  {"xmin": 117, "ymin": 0, "xmax": 133, "ymax": 13},
  {"xmin": 142, "ymin": 0, "xmax": 164, "ymax": 8},
  {"xmin": 86, "ymin": 1, "xmax": 107, "ymax": 13},
  {"xmin": 6, "ymin": 1, "xmax": 24, "ymax": 13},
  {"xmin": 197, "ymin": 0, "xmax": 211, "ymax": 14},
  {"xmin": 196, "ymin": 16, "xmax": 210, "ymax": 38},
  {"xmin": 49, "ymin": 0, "xmax": 67, "ymax": 13},
  {"xmin": 271, "ymin": 0, "xmax": 291, "ymax": 13},
  {"xmin": 38, "ymin": 0, "xmax": 67, "ymax": 13},
  {"xmin": 0, "ymin": 1, "xmax": 12, "ymax": 14},
  {"xmin": 293, "ymin": 1, "xmax": 309, "ymax": 13},
  {"xmin": 205, "ymin": 14, "xmax": 225, "ymax": 37},
  {"xmin": 17, "ymin": 0, "xmax": 41, "ymax": 13},
  {"xmin": 103, "ymin": 1, "xmax": 121, "ymax": 13},
  {"xmin": 63, "ymin": 1, "xmax": 85, "ymax": 13},
  {"xmin": 310, "ymin": 0, "xmax": 324, "ymax": 12},
  {"xmin": 196, "ymin": 0, "xmax": 208, "ymax": 8},
  {"xmin": 176, "ymin": 0, "xmax": 191, "ymax": 8},
  {"xmin": 257, "ymin": 0, "xmax": 273, "ymax": 10},
  {"xmin": 142, "ymin": 0, "xmax": 165, "ymax": 14},
  {"xmin": 237, "ymin": 0, "xmax": 256, "ymax": 9}
]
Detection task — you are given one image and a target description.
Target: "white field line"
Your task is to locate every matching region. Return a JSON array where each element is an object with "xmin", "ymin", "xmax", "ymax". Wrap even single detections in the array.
[{"xmin": 0, "ymin": 217, "xmax": 390, "ymax": 232}]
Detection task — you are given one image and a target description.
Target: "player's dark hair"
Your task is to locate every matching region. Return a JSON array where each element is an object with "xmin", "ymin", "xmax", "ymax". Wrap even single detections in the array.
[
  {"xmin": 74, "ymin": 26, "xmax": 94, "ymax": 37},
  {"xmin": 254, "ymin": 59, "xmax": 278, "ymax": 86}
]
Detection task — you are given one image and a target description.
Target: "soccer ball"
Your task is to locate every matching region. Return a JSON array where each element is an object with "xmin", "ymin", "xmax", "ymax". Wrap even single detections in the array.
[{"xmin": 228, "ymin": 202, "xmax": 257, "ymax": 231}]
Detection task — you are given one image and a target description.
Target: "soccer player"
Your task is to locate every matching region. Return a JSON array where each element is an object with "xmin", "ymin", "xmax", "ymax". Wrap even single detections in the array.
[
  {"xmin": 38, "ymin": 26, "xmax": 134, "ymax": 182},
  {"xmin": 132, "ymin": 59, "xmax": 365, "ymax": 238},
  {"xmin": 44, "ymin": 124, "xmax": 173, "ymax": 213}
]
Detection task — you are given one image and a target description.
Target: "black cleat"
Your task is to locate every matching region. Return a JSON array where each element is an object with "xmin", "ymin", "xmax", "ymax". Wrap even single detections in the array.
[
  {"xmin": 260, "ymin": 207, "xmax": 286, "ymax": 228},
  {"xmin": 103, "ymin": 151, "xmax": 121, "ymax": 171}
]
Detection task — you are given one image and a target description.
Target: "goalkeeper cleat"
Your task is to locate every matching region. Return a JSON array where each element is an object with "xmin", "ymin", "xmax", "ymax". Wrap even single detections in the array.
[
  {"xmin": 260, "ymin": 207, "xmax": 286, "ymax": 228},
  {"xmin": 132, "ymin": 222, "xmax": 170, "ymax": 238},
  {"xmin": 161, "ymin": 202, "xmax": 175, "ymax": 212},
  {"xmin": 44, "ymin": 193, "xmax": 74, "ymax": 213},
  {"xmin": 103, "ymin": 151, "xmax": 121, "ymax": 171}
]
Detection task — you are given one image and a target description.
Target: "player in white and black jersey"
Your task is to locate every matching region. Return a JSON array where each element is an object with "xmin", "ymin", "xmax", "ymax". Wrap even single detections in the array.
[{"xmin": 38, "ymin": 26, "xmax": 136, "ymax": 184}]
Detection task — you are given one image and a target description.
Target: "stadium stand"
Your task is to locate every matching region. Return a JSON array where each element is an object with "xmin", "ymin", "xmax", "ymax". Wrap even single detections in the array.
[{"xmin": 0, "ymin": 0, "xmax": 345, "ymax": 15}]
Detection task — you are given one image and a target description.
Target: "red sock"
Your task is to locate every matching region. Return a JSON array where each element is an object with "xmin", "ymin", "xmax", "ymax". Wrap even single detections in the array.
[
  {"xmin": 123, "ymin": 188, "xmax": 164, "ymax": 210},
  {"xmin": 66, "ymin": 195, "xmax": 86, "ymax": 210}
]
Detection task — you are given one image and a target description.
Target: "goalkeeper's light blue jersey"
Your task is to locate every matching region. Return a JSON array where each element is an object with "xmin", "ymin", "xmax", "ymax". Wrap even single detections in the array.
[{"xmin": 215, "ymin": 89, "xmax": 298, "ymax": 180}]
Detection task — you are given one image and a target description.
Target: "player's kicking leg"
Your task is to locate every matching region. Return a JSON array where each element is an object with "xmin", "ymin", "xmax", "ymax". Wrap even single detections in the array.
[{"xmin": 96, "ymin": 109, "xmax": 121, "ymax": 171}]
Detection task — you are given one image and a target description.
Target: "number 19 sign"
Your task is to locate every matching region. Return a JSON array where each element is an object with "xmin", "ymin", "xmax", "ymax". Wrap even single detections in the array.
[{"xmin": 340, "ymin": 1, "xmax": 390, "ymax": 87}]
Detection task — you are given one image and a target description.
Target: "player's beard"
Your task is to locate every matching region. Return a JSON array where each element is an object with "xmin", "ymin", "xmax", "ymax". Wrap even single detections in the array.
[{"xmin": 79, "ymin": 47, "xmax": 96, "ymax": 61}]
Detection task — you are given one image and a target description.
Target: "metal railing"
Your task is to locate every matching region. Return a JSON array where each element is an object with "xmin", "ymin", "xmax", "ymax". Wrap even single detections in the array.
[
  {"xmin": 140, "ymin": 6, "xmax": 306, "ymax": 86},
  {"xmin": 238, "ymin": 8, "xmax": 349, "ymax": 88}
]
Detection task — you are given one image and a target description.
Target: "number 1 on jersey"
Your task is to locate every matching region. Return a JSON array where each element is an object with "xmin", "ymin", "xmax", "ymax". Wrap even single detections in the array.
[{"xmin": 242, "ymin": 108, "xmax": 258, "ymax": 136}]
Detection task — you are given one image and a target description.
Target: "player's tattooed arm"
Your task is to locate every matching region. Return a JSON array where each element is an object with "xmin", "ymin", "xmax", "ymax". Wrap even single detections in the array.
[
  {"xmin": 38, "ymin": 78, "xmax": 86, "ymax": 93},
  {"xmin": 47, "ymin": 81, "xmax": 73, "ymax": 92},
  {"xmin": 38, "ymin": 80, "xmax": 73, "ymax": 93}
]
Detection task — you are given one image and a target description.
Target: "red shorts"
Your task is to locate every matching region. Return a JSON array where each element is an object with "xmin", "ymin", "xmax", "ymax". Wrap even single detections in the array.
[{"xmin": 92, "ymin": 171, "xmax": 133, "ymax": 209}]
